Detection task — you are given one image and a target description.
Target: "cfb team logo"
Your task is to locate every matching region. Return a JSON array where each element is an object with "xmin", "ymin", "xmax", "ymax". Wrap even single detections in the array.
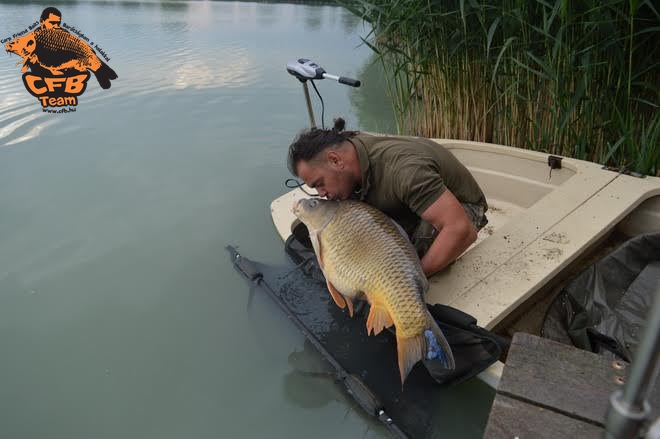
[{"xmin": 3, "ymin": 7, "xmax": 117, "ymax": 112}]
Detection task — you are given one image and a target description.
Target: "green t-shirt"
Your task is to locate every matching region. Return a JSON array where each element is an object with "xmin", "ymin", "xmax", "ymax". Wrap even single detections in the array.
[{"xmin": 349, "ymin": 133, "xmax": 487, "ymax": 235}]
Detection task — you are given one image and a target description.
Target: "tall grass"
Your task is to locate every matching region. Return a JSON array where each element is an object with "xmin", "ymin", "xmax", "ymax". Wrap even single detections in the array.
[{"xmin": 343, "ymin": 0, "xmax": 659, "ymax": 176}]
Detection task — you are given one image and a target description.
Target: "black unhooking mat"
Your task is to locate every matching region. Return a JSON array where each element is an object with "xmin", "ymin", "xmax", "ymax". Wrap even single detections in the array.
[
  {"xmin": 542, "ymin": 231, "xmax": 660, "ymax": 362},
  {"xmin": 227, "ymin": 229, "xmax": 506, "ymax": 439}
]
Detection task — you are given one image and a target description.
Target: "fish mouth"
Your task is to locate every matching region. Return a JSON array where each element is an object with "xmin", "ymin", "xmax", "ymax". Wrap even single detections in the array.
[{"xmin": 291, "ymin": 199, "xmax": 303, "ymax": 216}]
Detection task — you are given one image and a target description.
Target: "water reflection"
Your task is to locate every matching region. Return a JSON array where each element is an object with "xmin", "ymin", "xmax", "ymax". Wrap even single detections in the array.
[
  {"xmin": 158, "ymin": 1, "xmax": 188, "ymax": 12},
  {"xmin": 115, "ymin": 1, "xmax": 142, "ymax": 11},
  {"xmin": 340, "ymin": 6, "xmax": 361, "ymax": 34},
  {"xmin": 283, "ymin": 339, "xmax": 389, "ymax": 438},
  {"xmin": 255, "ymin": 2, "xmax": 277, "ymax": 28},
  {"xmin": 184, "ymin": 1, "xmax": 214, "ymax": 29},
  {"xmin": 303, "ymin": 5, "xmax": 322, "ymax": 31},
  {"xmin": 170, "ymin": 45, "xmax": 257, "ymax": 90},
  {"xmin": 350, "ymin": 53, "xmax": 397, "ymax": 134},
  {"xmin": 284, "ymin": 339, "xmax": 339, "ymax": 408}
]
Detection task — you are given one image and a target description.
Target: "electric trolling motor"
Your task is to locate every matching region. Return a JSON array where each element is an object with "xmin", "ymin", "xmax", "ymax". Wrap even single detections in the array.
[{"xmin": 286, "ymin": 58, "xmax": 360, "ymax": 129}]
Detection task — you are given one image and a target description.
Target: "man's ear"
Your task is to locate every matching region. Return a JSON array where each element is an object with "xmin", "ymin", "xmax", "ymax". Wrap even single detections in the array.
[{"xmin": 325, "ymin": 150, "xmax": 344, "ymax": 169}]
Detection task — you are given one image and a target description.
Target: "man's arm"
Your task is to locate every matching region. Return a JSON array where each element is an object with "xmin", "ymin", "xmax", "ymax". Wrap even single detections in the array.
[{"xmin": 419, "ymin": 190, "xmax": 477, "ymax": 277}]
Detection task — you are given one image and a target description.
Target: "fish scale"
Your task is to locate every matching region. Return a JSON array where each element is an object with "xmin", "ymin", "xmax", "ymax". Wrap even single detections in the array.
[
  {"xmin": 39, "ymin": 29, "xmax": 87, "ymax": 54},
  {"xmin": 320, "ymin": 202, "xmax": 429, "ymax": 337},
  {"xmin": 35, "ymin": 28, "xmax": 101, "ymax": 70}
]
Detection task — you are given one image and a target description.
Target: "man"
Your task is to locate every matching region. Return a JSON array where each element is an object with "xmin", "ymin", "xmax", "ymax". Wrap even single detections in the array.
[
  {"xmin": 40, "ymin": 7, "xmax": 64, "ymax": 30},
  {"xmin": 287, "ymin": 119, "xmax": 488, "ymax": 277}
]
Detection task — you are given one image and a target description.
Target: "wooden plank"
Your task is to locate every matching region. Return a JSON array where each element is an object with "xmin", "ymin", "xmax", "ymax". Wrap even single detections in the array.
[
  {"xmin": 484, "ymin": 395, "xmax": 603, "ymax": 439},
  {"xmin": 498, "ymin": 333, "xmax": 660, "ymax": 426},
  {"xmin": 498, "ymin": 333, "xmax": 619, "ymax": 425}
]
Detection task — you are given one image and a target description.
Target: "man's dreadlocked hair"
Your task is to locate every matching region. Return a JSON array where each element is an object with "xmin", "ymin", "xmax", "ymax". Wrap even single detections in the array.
[{"xmin": 287, "ymin": 118, "xmax": 359, "ymax": 176}]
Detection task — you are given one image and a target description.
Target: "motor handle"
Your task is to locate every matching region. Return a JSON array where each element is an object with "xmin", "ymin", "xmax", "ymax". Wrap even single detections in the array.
[
  {"xmin": 287, "ymin": 59, "xmax": 361, "ymax": 87},
  {"xmin": 338, "ymin": 76, "xmax": 360, "ymax": 87},
  {"xmin": 321, "ymin": 73, "xmax": 360, "ymax": 87}
]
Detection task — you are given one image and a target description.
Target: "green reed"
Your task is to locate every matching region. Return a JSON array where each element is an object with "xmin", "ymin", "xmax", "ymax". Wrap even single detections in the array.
[{"xmin": 343, "ymin": 0, "xmax": 659, "ymax": 176}]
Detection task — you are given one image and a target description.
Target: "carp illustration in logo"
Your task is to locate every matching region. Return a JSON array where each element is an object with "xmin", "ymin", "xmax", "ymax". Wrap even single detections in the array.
[{"xmin": 4, "ymin": 7, "xmax": 117, "ymax": 109}]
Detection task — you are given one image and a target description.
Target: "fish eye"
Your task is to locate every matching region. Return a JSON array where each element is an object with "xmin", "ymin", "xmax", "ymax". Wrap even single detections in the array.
[
  {"xmin": 309, "ymin": 199, "xmax": 319, "ymax": 208},
  {"xmin": 27, "ymin": 40, "xmax": 34, "ymax": 46}
]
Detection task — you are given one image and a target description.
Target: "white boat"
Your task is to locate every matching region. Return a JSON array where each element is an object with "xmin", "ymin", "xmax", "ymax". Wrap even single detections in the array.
[{"xmin": 269, "ymin": 136, "xmax": 660, "ymax": 387}]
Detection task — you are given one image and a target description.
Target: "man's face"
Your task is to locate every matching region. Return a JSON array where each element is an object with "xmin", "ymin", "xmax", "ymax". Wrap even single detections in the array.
[
  {"xmin": 41, "ymin": 13, "xmax": 61, "ymax": 30},
  {"xmin": 296, "ymin": 158, "xmax": 354, "ymax": 201}
]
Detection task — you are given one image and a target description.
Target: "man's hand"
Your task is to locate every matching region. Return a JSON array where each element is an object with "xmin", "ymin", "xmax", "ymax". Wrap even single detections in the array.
[{"xmin": 419, "ymin": 190, "xmax": 477, "ymax": 277}]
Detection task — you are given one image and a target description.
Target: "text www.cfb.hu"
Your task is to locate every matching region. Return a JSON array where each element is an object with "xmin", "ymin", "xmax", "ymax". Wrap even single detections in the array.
[{"xmin": 43, "ymin": 107, "xmax": 76, "ymax": 113}]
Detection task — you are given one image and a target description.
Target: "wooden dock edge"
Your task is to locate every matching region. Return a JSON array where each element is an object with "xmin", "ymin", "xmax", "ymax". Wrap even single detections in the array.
[{"xmin": 483, "ymin": 333, "xmax": 659, "ymax": 438}]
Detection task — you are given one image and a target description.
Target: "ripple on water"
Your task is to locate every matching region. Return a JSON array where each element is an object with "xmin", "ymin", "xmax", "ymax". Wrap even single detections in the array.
[
  {"xmin": 0, "ymin": 113, "xmax": 41, "ymax": 146},
  {"xmin": 0, "ymin": 100, "xmax": 35, "ymax": 123},
  {"xmin": 4, "ymin": 119, "xmax": 59, "ymax": 147}
]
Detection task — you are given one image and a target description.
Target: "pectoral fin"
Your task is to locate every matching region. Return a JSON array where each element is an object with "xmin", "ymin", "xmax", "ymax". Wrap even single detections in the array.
[
  {"xmin": 325, "ymin": 279, "xmax": 346, "ymax": 309},
  {"xmin": 309, "ymin": 231, "xmax": 324, "ymax": 270},
  {"xmin": 365, "ymin": 305, "xmax": 394, "ymax": 336},
  {"xmin": 345, "ymin": 296, "xmax": 354, "ymax": 317},
  {"xmin": 325, "ymin": 280, "xmax": 355, "ymax": 317},
  {"xmin": 310, "ymin": 230, "xmax": 354, "ymax": 317}
]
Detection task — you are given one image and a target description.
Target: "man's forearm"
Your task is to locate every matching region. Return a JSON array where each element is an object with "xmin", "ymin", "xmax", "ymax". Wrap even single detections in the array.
[{"xmin": 420, "ymin": 224, "xmax": 476, "ymax": 277}]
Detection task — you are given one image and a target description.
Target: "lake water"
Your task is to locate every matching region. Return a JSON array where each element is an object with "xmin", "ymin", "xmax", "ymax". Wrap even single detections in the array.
[{"xmin": 0, "ymin": 1, "xmax": 494, "ymax": 438}]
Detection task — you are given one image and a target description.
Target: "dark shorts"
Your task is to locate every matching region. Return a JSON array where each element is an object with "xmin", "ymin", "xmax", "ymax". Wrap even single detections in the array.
[{"xmin": 410, "ymin": 202, "xmax": 488, "ymax": 257}]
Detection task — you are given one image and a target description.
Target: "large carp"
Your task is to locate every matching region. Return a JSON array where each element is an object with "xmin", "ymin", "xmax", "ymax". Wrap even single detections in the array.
[{"xmin": 292, "ymin": 198, "xmax": 455, "ymax": 384}]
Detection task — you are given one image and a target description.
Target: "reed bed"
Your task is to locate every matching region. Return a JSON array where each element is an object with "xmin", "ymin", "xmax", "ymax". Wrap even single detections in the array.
[{"xmin": 343, "ymin": 0, "xmax": 659, "ymax": 176}]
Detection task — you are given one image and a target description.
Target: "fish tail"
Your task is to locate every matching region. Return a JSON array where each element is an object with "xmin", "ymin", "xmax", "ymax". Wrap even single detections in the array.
[
  {"xmin": 395, "ymin": 332, "xmax": 426, "ymax": 386},
  {"xmin": 93, "ymin": 61, "xmax": 118, "ymax": 89},
  {"xmin": 424, "ymin": 311, "xmax": 455, "ymax": 370}
]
